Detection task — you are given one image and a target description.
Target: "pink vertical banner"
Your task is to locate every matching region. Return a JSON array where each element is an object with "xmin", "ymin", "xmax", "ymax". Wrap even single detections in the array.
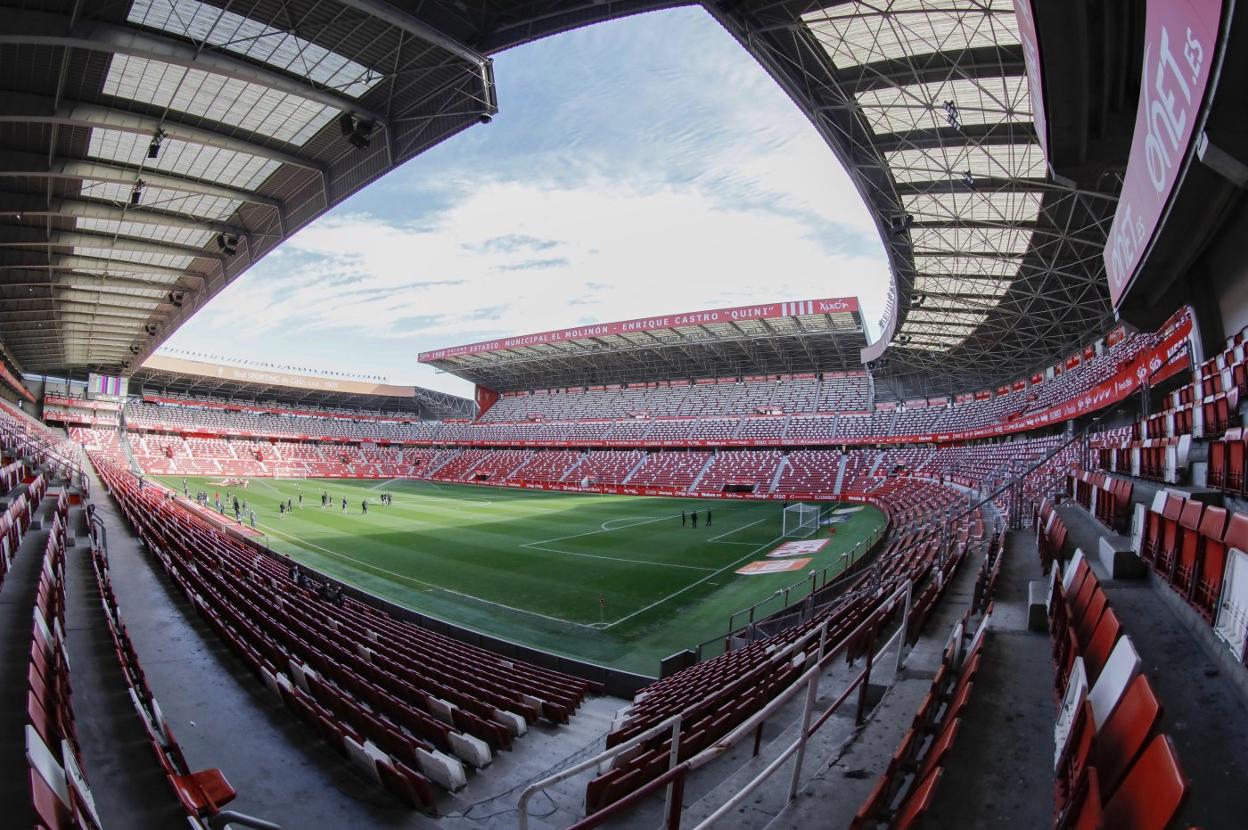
[{"xmin": 1104, "ymin": 0, "xmax": 1224, "ymax": 306}]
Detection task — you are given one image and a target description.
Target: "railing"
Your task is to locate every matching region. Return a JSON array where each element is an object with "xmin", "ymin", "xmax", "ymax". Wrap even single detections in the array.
[
  {"xmin": 557, "ymin": 421, "xmax": 1104, "ymax": 827},
  {"xmin": 516, "ymin": 582, "xmax": 913, "ymax": 830}
]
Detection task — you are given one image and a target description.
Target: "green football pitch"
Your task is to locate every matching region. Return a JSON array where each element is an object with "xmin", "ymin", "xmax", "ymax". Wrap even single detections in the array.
[{"xmin": 159, "ymin": 476, "xmax": 886, "ymax": 676}]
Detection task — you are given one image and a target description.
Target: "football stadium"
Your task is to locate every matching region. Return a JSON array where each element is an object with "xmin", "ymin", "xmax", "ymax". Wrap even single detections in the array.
[{"xmin": 2, "ymin": 1, "xmax": 1248, "ymax": 829}]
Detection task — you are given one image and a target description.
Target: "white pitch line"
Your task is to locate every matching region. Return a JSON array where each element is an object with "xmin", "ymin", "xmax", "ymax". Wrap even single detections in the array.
[
  {"xmin": 600, "ymin": 534, "xmax": 786, "ymax": 630},
  {"xmin": 256, "ymin": 521, "xmax": 600, "ymax": 630},
  {"xmin": 522, "ymin": 543, "xmax": 717, "ymax": 572},
  {"xmin": 600, "ymin": 516, "xmax": 660, "ymax": 531},
  {"xmin": 523, "ymin": 513, "xmax": 677, "ymax": 548},
  {"xmin": 707, "ymin": 517, "xmax": 766, "ymax": 543}
]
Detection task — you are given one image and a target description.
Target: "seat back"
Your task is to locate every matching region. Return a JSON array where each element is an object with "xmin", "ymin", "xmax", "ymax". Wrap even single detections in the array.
[
  {"xmin": 1083, "ymin": 608, "xmax": 1122, "ymax": 682},
  {"xmin": 1102, "ymin": 734, "xmax": 1187, "ymax": 830},
  {"xmin": 1093, "ymin": 674, "xmax": 1162, "ymax": 797},
  {"xmin": 893, "ymin": 767, "xmax": 943, "ymax": 830},
  {"xmin": 1198, "ymin": 505, "xmax": 1229, "ymax": 544},
  {"xmin": 1088, "ymin": 636, "xmax": 1141, "ymax": 728},
  {"xmin": 1226, "ymin": 511, "xmax": 1248, "ymax": 553}
]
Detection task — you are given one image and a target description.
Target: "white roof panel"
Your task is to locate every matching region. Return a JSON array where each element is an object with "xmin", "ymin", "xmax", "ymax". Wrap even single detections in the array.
[
  {"xmin": 80, "ymin": 179, "xmax": 241, "ymax": 221},
  {"xmin": 103, "ymin": 54, "xmax": 337, "ymax": 146},
  {"xmin": 87, "ymin": 128, "xmax": 280, "ymax": 192},
  {"xmin": 858, "ymin": 75, "xmax": 1030, "ymax": 135},
  {"xmin": 73, "ymin": 246, "xmax": 193, "ymax": 270},
  {"xmin": 75, "ymin": 216, "xmax": 212, "ymax": 249},
  {"xmin": 802, "ymin": 0, "xmax": 1021, "ymax": 70},
  {"xmin": 129, "ymin": 0, "xmax": 383, "ymax": 98},
  {"xmin": 887, "ymin": 143, "xmax": 1046, "ymax": 184},
  {"xmin": 903, "ymin": 190, "xmax": 1043, "ymax": 224}
]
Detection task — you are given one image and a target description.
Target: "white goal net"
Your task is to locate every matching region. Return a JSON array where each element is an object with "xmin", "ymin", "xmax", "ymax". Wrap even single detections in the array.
[{"xmin": 782, "ymin": 503, "xmax": 821, "ymax": 538}]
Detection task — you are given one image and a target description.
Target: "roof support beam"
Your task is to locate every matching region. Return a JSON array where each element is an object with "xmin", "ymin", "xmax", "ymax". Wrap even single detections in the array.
[
  {"xmin": 0, "ymin": 309, "xmax": 151, "ymax": 324},
  {"xmin": 0, "ymin": 94, "xmax": 324, "ymax": 173},
  {"xmin": 0, "ymin": 151, "xmax": 280, "ymax": 208},
  {"xmin": 0, "ymin": 194, "xmax": 246, "ymax": 237},
  {"xmin": 837, "ymin": 45, "xmax": 1027, "ymax": 96},
  {"xmin": 6, "ymin": 330, "xmax": 138, "ymax": 344},
  {"xmin": 0, "ymin": 253, "xmax": 190, "ymax": 281},
  {"xmin": 0, "ymin": 9, "xmax": 387, "ymax": 126},
  {"xmin": 0, "ymin": 230, "xmax": 219, "ymax": 260},
  {"xmin": 873, "ymin": 123, "xmax": 1038, "ymax": 154}
]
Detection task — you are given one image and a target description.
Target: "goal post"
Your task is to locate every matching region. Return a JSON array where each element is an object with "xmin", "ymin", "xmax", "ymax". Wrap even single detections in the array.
[{"xmin": 782, "ymin": 502, "xmax": 821, "ymax": 538}]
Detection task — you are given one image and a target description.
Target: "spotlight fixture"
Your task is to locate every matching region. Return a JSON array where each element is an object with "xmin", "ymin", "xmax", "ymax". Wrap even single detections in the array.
[
  {"xmin": 961, "ymin": 169, "xmax": 975, "ymax": 189},
  {"xmin": 942, "ymin": 100, "xmax": 961, "ymax": 130},
  {"xmin": 215, "ymin": 233, "xmax": 238, "ymax": 256},
  {"xmin": 912, "ymin": 293, "xmax": 926, "ymax": 309},
  {"xmin": 888, "ymin": 213, "xmax": 913, "ymax": 236},
  {"xmin": 130, "ymin": 180, "xmax": 146, "ymax": 206},
  {"xmin": 338, "ymin": 112, "xmax": 373, "ymax": 150},
  {"xmin": 147, "ymin": 128, "xmax": 166, "ymax": 159},
  {"xmin": 167, "ymin": 290, "xmax": 184, "ymax": 307},
  {"xmin": 145, "ymin": 323, "xmax": 159, "ymax": 336}
]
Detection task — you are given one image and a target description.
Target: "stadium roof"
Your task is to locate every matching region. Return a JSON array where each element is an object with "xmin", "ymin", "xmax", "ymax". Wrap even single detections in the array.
[
  {"xmin": 0, "ymin": 0, "xmax": 496, "ymax": 377},
  {"xmin": 709, "ymin": 0, "xmax": 1122, "ymax": 392},
  {"xmin": 420, "ymin": 297, "xmax": 867, "ymax": 391},
  {"xmin": 0, "ymin": 0, "xmax": 1133, "ymax": 399},
  {"xmin": 131, "ymin": 353, "xmax": 472, "ymax": 417}
]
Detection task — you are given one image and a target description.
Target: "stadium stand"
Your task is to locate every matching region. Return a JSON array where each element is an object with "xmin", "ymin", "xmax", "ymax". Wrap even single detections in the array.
[
  {"xmin": 90, "ymin": 454, "xmax": 594, "ymax": 805},
  {"xmin": 6, "ymin": 1, "xmax": 1248, "ymax": 826}
]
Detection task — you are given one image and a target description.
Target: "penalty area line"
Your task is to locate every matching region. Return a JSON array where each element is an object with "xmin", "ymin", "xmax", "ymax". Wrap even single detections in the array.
[
  {"xmin": 255, "ymin": 521, "xmax": 601, "ymax": 630},
  {"xmin": 521, "ymin": 543, "xmax": 718, "ymax": 572},
  {"xmin": 524, "ymin": 513, "xmax": 678, "ymax": 548},
  {"xmin": 707, "ymin": 517, "xmax": 766, "ymax": 543},
  {"xmin": 599, "ymin": 534, "xmax": 787, "ymax": 630}
]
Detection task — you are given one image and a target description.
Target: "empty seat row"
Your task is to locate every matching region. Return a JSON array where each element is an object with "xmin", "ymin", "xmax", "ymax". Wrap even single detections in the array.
[
  {"xmin": 1136, "ymin": 491, "xmax": 1248, "ymax": 624},
  {"xmin": 1047, "ymin": 551, "xmax": 1189, "ymax": 829},
  {"xmin": 28, "ymin": 501, "xmax": 104, "ymax": 830},
  {"xmin": 90, "ymin": 455, "xmax": 592, "ymax": 808},
  {"xmin": 89, "ymin": 538, "xmax": 241, "ymax": 826},
  {"xmin": 852, "ymin": 612, "xmax": 989, "ymax": 829}
]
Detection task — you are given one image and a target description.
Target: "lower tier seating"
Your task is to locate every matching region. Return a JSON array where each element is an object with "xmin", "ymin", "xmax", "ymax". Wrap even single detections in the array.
[{"xmin": 91, "ymin": 455, "xmax": 595, "ymax": 807}]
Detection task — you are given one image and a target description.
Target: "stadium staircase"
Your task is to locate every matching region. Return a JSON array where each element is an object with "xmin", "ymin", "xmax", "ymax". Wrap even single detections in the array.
[
  {"xmin": 117, "ymin": 428, "xmax": 142, "ymax": 477},
  {"xmin": 687, "ymin": 452, "xmax": 718, "ymax": 493},
  {"xmin": 768, "ymin": 456, "xmax": 788, "ymax": 494},
  {"xmin": 424, "ymin": 448, "xmax": 462, "ymax": 478},
  {"xmin": 831, "ymin": 453, "xmax": 850, "ymax": 497},
  {"xmin": 558, "ymin": 451, "xmax": 589, "ymax": 482},
  {"xmin": 622, "ymin": 453, "xmax": 650, "ymax": 484}
]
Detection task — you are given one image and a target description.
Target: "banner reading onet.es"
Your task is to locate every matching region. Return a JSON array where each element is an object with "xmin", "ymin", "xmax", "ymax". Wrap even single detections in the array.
[{"xmin": 1103, "ymin": 0, "xmax": 1224, "ymax": 307}]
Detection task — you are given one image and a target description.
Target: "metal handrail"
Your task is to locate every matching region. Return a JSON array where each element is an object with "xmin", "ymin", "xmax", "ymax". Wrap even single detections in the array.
[{"xmin": 516, "ymin": 582, "xmax": 913, "ymax": 830}]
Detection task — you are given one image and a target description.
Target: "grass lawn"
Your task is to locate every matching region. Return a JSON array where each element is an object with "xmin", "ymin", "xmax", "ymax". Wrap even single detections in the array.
[{"xmin": 161, "ymin": 476, "xmax": 886, "ymax": 676}]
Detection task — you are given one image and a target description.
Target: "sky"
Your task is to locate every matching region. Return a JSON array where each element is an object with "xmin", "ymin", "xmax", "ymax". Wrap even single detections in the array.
[{"xmin": 158, "ymin": 6, "xmax": 890, "ymax": 399}]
